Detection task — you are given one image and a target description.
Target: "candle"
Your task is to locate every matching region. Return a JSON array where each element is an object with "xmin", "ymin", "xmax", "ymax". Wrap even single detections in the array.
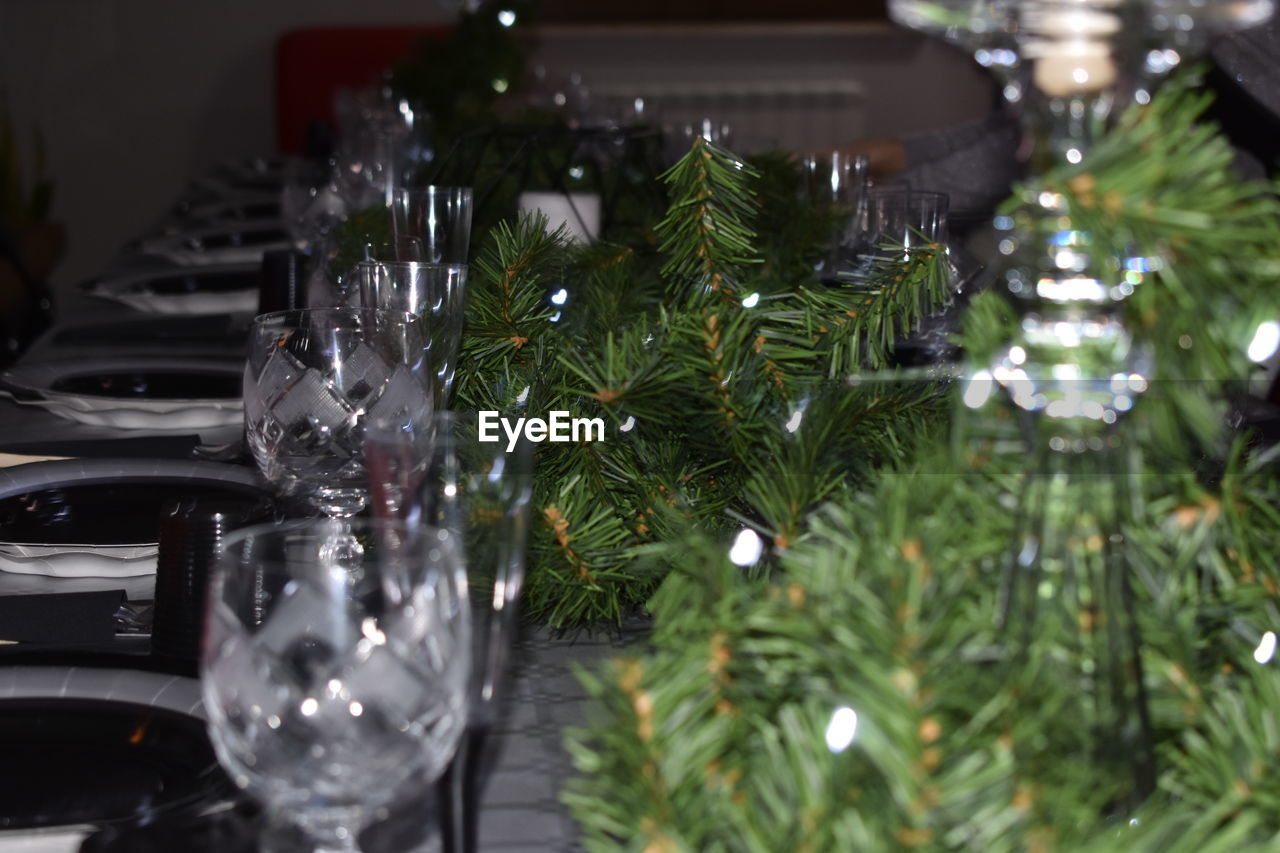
[
  {"xmin": 1033, "ymin": 42, "xmax": 1118, "ymax": 96},
  {"xmin": 1026, "ymin": 3, "xmax": 1121, "ymax": 97}
]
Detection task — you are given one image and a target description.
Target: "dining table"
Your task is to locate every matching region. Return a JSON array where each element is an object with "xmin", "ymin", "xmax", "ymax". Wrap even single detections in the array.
[{"xmin": 0, "ymin": 160, "xmax": 650, "ymax": 853}]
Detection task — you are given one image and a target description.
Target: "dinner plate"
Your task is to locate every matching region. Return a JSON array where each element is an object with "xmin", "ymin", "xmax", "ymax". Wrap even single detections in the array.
[
  {"xmin": 0, "ymin": 548, "xmax": 156, "ymax": 579},
  {"xmin": 82, "ymin": 264, "xmax": 261, "ymax": 315},
  {"xmin": 0, "ymin": 667, "xmax": 225, "ymax": 837},
  {"xmin": 0, "ymin": 459, "xmax": 266, "ymax": 592},
  {"xmin": 0, "ymin": 358, "xmax": 243, "ymax": 430},
  {"xmin": 136, "ymin": 221, "xmax": 294, "ymax": 266},
  {"xmin": 167, "ymin": 198, "xmax": 282, "ymax": 225}
]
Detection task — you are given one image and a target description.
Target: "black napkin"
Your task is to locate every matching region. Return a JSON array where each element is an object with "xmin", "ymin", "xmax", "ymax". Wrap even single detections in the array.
[
  {"xmin": 0, "ymin": 590, "xmax": 124, "ymax": 644},
  {"xmin": 54, "ymin": 314, "xmax": 246, "ymax": 346}
]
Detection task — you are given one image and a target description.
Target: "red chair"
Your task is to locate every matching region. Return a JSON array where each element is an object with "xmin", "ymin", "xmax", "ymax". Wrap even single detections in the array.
[{"xmin": 274, "ymin": 26, "xmax": 450, "ymax": 155}]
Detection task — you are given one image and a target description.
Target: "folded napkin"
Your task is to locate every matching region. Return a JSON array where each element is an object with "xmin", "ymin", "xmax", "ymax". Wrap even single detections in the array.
[{"xmin": 0, "ymin": 829, "xmax": 92, "ymax": 853}]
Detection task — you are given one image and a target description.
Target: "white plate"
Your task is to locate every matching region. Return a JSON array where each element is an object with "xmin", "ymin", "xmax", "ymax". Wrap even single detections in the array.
[
  {"xmin": 0, "ymin": 666, "xmax": 203, "ymax": 716},
  {"xmin": 0, "ymin": 827, "xmax": 93, "ymax": 853},
  {"xmin": 0, "ymin": 549, "xmax": 156, "ymax": 579},
  {"xmin": 0, "ymin": 459, "xmax": 265, "ymax": 597},
  {"xmin": 0, "ymin": 543, "xmax": 154, "ymax": 560},
  {"xmin": 84, "ymin": 264, "xmax": 260, "ymax": 315},
  {"xmin": 137, "ymin": 219, "xmax": 294, "ymax": 266},
  {"xmin": 0, "ymin": 358, "xmax": 243, "ymax": 430}
]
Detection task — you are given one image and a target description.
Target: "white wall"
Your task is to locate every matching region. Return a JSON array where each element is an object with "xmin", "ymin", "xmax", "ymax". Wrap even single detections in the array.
[
  {"xmin": 0, "ymin": 0, "xmax": 453, "ymax": 289},
  {"xmin": 528, "ymin": 23, "xmax": 993, "ymax": 143},
  {"xmin": 0, "ymin": 4, "xmax": 992, "ymax": 292}
]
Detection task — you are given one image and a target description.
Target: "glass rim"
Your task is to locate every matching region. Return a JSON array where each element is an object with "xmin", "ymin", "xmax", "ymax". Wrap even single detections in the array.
[
  {"xmin": 356, "ymin": 259, "xmax": 469, "ymax": 273},
  {"xmin": 390, "ymin": 185, "xmax": 474, "ymax": 201},
  {"xmin": 217, "ymin": 516, "xmax": 449, "ymax": 552},
  {"xmin": 250, "ymin": 306, "xmax": 419, "ymax": 327}
]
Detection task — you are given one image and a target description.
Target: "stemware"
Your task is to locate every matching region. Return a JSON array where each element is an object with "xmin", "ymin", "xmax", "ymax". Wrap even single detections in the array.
[
  {"xmin": 356, "ymin": 261, "xmax": 468, "ymax": 406},
  {"xmin": 280, "ymin": 158, "xmax": 346, "ymax": 250},
  {"xmin": 242, "ymin": 307, "xmax": 434, "ymax": 519},
  {"xmin": 201, "ymin": 517, "xmax": 471, "ymax": 853},
  {"xmin": 418, "ymin": 410, "xmax": 534, "ymax": 853},
  {"xmin": 389, "ymin": 187, "xmax": 474, "ymax": 265}
]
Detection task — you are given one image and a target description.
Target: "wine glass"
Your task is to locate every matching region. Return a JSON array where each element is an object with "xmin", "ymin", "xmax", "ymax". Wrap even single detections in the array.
[
  {"xmin": 420, "ymin": 409, "xmax": 534, "ymax": 853},
  {"xmin": 389, "ymin": 187, "xmax": 474, "ymax": 265},
  {"xmin": 201, "ymin": 517, "xmax": 471, "ymax": 853},
  {"xmin": 243, "ymin": 307, "xmax": 434, "ymax": 519},
  {"xmin": 281, "ymin": 158, "xmax": 346, "ymax": 249},
  {"xmin": 356, "ymin": 261, "xmax": 468, "ymax": 407}
]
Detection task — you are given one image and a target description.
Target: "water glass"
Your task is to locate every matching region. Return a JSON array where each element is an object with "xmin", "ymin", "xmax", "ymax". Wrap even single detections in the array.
[
  {"xmin": 802, "ymin": 151, "xmax": 871, "ymax": 280},
  {"xmin": 243, "ymin": 308, "xmax": 434, "ymax": 518},
  {"xmin": 356, "ymin": 261, "xmax": 468, "ymax": 405},
  {"xmin": 389, "ymin": 187, "xmax": 474, "ymax": 265},
  {"xmin": 201, "ymin": 517, "xmax": 470, "ymax": 853},
  {"xmin": 866, "ymin": 188, "xmax": 950, "ymax": 262}
]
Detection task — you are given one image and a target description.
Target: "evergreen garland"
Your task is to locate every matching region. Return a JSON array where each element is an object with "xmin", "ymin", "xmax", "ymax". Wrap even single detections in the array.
[
  {"xmin": 560, "ymin": 74, "xmax": 1280, "ymax": 847},
  {"xmin": 451, "ymin": 136, "xmax": 954, "ymax": 626}
]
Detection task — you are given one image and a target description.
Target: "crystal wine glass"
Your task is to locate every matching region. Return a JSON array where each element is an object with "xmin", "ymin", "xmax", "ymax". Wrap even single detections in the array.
[
  {"xmin": 201, "ymin": 517, "xmax": 471, "ymax": 853},
  {"xmin": 243, "ymin": 307, "xmax": 434, "ymax": 518}
]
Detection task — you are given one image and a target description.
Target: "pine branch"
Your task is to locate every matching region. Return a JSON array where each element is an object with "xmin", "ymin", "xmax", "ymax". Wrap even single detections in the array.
[
  {"xmin": 655, "ymin": 136, "xmax": 762, "ymax": 304},
  {"xmin": 758, "ymin": 243, "xmax": 952, "ymax": 376}
]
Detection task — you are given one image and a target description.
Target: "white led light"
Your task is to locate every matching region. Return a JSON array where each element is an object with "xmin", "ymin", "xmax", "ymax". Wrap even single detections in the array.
[
  {"xmin": 1247, "ymin": 321, "xmax": 1280, "ymax": 363},
  {"xmin": 963, "ymin": 370, "xmax": 994, "ymax": 409},
  {"xmin": 728, "ymin": 528, "xmax": 764, "ymax": 566},
  {"xmin": 825, "ymin": 706, "xmax": 859, "ymax": 753},
  {"xmin": 1254, "ymin": 631, "xmax": 1276, "ymax": 665}
]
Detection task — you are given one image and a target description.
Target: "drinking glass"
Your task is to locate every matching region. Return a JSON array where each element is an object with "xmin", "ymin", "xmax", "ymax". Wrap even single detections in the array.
[
  {"xmin": 201, "ymin": 517, "xmax": 471, "ymax": 853},
  {"xmin": 857, "ymin": 187, "xmax": 949, "ymax": 268},
  {"xmin": 802, "ymin": 151, "xmax": 871, "ymax": 281},
  {"xmin": 243, "ymin": 308, "xmax": 434, "ymax": 518},
  {"xmin": 665, "ymin": 117, "xmax": 734, "ymax": 165},
  {"xmin": 356, "ymin": 261, "xmax": 468, "ymax": 405},
  {"xmin": 421, "ymin": 410, "xmax": 534, "ymax": 853},
  {"xmin": 370, "ymin": 237, "xmax": 428, "ymax": 263},
  {"xmin": 281, "ymin": 158, "xmax": 346, "ymax": 249},
  {"xmin": 334, "ymin": 122, "xmax": 407, "ymax": 212},
  {"xmin": 389, "ymin": 187, "xmax": 474, "ymax": 265}
]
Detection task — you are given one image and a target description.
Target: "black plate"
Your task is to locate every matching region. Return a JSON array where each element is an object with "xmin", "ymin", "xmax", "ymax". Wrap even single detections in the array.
[
  {"xmin": 0, "ymin": 698, "xmax": 231, "ymax": 830},
  {"xmin": 49, "ymin": 370, "xmax": 242, "ymax": 400},
  {"xmin": 0, "ymin": 461, "xmax": 267, "ymax": 546},
  {"xmin": 0, "ymin": 481, "xmax": 264, "ymax": 545}
]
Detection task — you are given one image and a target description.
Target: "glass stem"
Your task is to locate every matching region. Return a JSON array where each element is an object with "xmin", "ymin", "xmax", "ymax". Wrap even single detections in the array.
[
  {"xmin": 304, "ymin": 806, "xmax": 365, "ymax": 853},
  {"xmin": 998, "ymin": 436, "xmax": 1156, "ymax": 809}
]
